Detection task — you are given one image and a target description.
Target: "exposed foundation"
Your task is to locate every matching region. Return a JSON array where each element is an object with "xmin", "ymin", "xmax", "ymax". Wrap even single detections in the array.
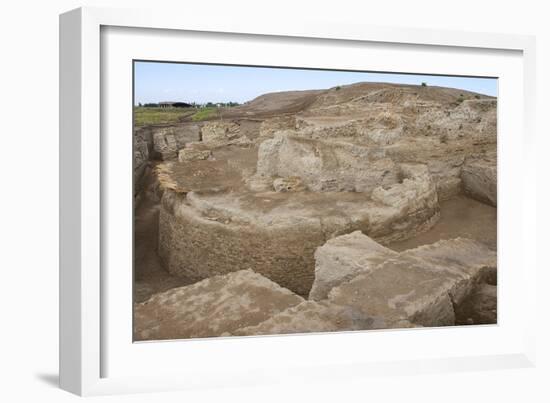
[
  {"xmin": 157, "ymin": 144, "xmax": 442, "ymax": 296},
  {"xmin": 134, "ymin": 81, "xmax": 498, "ymax": 338}
]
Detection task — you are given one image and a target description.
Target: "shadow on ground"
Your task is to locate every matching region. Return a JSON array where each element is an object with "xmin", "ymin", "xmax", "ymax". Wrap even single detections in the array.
[{"xmin": 35, "ymin": 373, "xmax": 59, "ymax": 388}]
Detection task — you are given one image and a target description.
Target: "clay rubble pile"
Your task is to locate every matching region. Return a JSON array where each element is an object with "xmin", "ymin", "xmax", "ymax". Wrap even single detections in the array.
[{"xmin": 133, "ymin": 82, "xmax": 498, "ymax": 340}]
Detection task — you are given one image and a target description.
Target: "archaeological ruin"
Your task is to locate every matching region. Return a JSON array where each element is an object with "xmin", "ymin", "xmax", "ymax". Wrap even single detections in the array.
[{"xmin": 133, "ymin": 82, "xmax": 497, "ymax": 340}]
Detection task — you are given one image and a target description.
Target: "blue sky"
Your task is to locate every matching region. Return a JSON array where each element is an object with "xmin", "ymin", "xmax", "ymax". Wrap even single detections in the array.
[{"xmin": 134, "ymin": 61, "xmax": 497, "ymax": 105}]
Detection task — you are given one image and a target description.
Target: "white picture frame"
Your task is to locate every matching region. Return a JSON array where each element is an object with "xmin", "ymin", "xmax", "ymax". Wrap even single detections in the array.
[{"xmin": 59, "ymin": 6, "xmax": 537, "ymax": 396}]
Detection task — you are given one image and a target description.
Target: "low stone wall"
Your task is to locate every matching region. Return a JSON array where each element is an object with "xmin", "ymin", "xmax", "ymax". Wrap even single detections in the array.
[
  {"xmin": 362, "ymin": 163, "xmax": 441, "ymax": 244},
  {"xmin": 200, "ymin": 121, "xmax": 251, "ymax": 146},
  {"xmin": 134, "ymin": 269, "xmax": 304, "ymax": 340},
  {"xmin": 133, "ymin": 126, "xmax": 154, "ymax": 201},
  {"xmin": 325, "ymin": 234, "xmax": 497, "ymax": 328},
  {"xmin": 133, "ymin": 123, "xmax": 201, "ymax": 203},
  {"xmin": 295, "ymin": 114, "xmax": 405, "ymax": 145},
  {"xmin": 152, "ymin": 123, "xmax": 201, "ymax": 160},
  {"xmin": 309, "ymin": 231, "xmax": 398, "ymax": 301},
  {"xmin": 158, "ymin": 193, "xmax": 327, "ymax": 296},
  {"xmin": 462, "ymin": 154, "xmax": 497, "ymax": 206}
]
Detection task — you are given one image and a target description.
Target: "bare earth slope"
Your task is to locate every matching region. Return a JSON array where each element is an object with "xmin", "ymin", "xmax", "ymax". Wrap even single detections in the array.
[
  {"xmin": 194, "ymin": 82, "xmax": 493, "ymax": 121},
  {"xmin": 226, "ymin": 89, "xmax": 324, "ymax": 118}
]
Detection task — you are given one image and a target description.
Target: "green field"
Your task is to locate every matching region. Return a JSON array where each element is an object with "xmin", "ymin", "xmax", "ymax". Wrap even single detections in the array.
[
  {"xmin": 190, "ymin": 107, "xmax": 218, "ymax": 122},
  {"xmin": 134, "ymin": 106, "xmax": 222, "ymax": 127},
  {"xmin": 133, "ymin": 107, "xmax": 193, "ymax": 127}
]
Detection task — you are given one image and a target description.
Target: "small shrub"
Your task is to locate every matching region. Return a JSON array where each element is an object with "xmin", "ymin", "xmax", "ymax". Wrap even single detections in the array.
[
  {"xmin": 421, "ymin": 82, "xmax": 427, "ymax": 87},
  {"xmin": 440, "ymin": 134, "xmax": 448, "ymax": 144},
  {"xmin": 335, "ymin": 86, "xmax": 341, "ymax": 91},
  {"xmin": 475, "ymin": 95, "xmax": 480, "ymax": 99}
]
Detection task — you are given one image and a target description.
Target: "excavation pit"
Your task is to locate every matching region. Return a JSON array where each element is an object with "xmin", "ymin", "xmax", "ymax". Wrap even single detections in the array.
[{"xmin": 157, "ymin": 144, "xmax": 441, "ymax": 296}]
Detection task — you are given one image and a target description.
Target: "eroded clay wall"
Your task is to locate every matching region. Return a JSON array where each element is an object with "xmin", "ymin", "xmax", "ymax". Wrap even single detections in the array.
[{"xmin": 158, "ymin": 197, "xmax": 326, "ymax": 296}]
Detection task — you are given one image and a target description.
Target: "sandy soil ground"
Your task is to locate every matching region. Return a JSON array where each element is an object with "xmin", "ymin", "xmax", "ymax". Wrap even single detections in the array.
[
  {"xmin": 388, "ymin": 195, "xmax": 497, "ymax": 252},
  {"xmin": 133, "ymin": 194, "xmax": 194, "ymax": 303}
]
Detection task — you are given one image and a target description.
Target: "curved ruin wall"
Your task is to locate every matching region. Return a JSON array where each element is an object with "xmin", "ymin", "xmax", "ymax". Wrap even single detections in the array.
[
  {"xmin": 157, "ymin": 169, "xmax": 440, "ymax": 296},
  {"xmin": 158, "ymin": 195, "xmax": 326, "ymax": 296}
]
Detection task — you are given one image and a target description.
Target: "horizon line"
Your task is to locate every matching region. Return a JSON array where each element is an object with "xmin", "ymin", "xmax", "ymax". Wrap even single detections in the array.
[{"xmin": 134, "ymin": 80, "xmax": 497, "ymax": 106}]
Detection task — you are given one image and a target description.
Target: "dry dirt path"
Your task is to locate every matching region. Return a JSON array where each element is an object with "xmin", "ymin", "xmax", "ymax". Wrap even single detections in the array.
[
  {"xmin": 388, "ymin": 195, "xmax": 497, "ymax": 252},
  {"xmin": 134, "ymin": 197, "xmax": 194, "ymax": 303}
]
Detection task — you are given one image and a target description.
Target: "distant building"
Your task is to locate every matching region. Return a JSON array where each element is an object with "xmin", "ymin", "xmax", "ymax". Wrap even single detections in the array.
[{"xmin": 159, "ymin": 101, "xmax": 193, "ymax": 108}]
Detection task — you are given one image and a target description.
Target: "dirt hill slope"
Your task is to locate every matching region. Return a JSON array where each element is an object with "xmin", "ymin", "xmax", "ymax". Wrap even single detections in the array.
[{"xmin": 204, "ymin": 81, "xmax": 494, "ymax": 121}]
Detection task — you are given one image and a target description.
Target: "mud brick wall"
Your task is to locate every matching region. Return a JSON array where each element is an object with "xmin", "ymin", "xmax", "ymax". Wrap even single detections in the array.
[{"xmin": 158, "ymin": 202, "xmax": 328, "ymax": 296}]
